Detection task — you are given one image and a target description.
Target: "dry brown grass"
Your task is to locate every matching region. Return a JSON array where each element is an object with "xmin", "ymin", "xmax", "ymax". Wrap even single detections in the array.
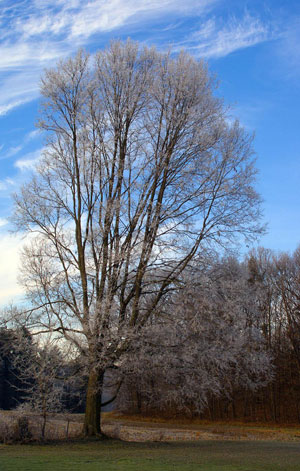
[
  {"xmin": 0, "ymin": 410, "xmax": 83, "ymax": 443},
  {"xmin": 1, "ymin": 410, "xmax": 300, "ymax": 443},
  {"xmin": 102, "ymin": 411, "xmax": 300, "ymax": 442}
]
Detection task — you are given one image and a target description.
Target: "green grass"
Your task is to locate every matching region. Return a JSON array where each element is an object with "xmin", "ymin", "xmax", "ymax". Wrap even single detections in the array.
[{"xmin": 1, "ymin": 440, "xmax": 300, "ymax": 471}]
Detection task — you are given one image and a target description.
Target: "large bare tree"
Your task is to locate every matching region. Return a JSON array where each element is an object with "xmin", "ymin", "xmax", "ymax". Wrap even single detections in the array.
[{"xmin": 13, "ymin": 40, "xmax": 263, "ymax": 436}]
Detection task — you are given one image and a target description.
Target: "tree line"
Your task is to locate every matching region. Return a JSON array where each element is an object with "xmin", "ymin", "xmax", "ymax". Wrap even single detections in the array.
[
  {"xmin": 115, "ymin": 247, "xmax": 300, "ymax": 423},
  {"xmin": 1, "ymin": 246, "xmax": 300, "ymax": 424}
]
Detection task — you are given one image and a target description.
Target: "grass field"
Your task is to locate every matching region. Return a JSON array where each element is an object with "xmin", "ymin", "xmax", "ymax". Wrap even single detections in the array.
[{"xmin": 1, "ymin": 440, "xmax": 300, "ymax": 471}]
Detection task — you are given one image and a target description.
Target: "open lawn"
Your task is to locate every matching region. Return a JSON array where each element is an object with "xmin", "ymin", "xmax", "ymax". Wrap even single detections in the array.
[{"xmin": 1, "ymin": 440, "xmax": 300, "ymax": 471}]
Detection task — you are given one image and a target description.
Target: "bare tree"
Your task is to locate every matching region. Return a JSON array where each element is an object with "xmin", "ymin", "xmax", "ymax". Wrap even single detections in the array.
[
  {"xmin": 0, "ymin": 326, "xmax": 33, "ymax": 410},
  {"xmin": 12, "ymin": 40, "xmax": 263, "ymax": 436},
  {"xmin": 274, "ymin": 248, "xmax": 300, "ymax": 368},
  {"xmin": 117, "ymin": 256, "xmax": 272, "ymax": 415},
  {"xmin": 245, "ymin": 247, "xmax": 300, "ymax": 421},
  {"xmin": 9, "ymin": 333, "xmax": 66, "ymax": 440}
]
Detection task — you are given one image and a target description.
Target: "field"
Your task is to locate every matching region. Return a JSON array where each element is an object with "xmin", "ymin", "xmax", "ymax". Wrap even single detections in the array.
[
  {"xmin": 1, "ymin": 414, "xmax": 300, "ymax": 470},
  {"xmin": 1, "ymin": 440, "xmax": 300, "ymax": 471}
]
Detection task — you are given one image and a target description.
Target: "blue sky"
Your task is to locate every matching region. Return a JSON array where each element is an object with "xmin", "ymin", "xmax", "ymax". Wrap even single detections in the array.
[{"xmin": 0, "ymin": 0, "xmax": 299, "ymax": 303}]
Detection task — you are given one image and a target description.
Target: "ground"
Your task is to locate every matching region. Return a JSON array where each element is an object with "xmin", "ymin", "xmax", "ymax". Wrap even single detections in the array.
[
  {"xmin": 1, "ymin": 413, "xmax": 300, "ymax": 470},
  {"xmin": 1, "ymin": 440, "xmax": 300, "ymax": 471}
]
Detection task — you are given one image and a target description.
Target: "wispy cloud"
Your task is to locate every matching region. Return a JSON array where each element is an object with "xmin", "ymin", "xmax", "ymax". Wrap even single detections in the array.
[
  {"xmin": 12, "ymin": 0, "xmax": 218, "ymax": 41},
  {"xmin": 177, "ymin": 13, "xmax": 274, "ymax": 58},
  {"xmin": 14, "ymin": 148, "xmax": 43, "ymax": 171},
  {"xmin": 0, "ymin": 145, "xmax": 22, "ymax": 160},
  {"xmin": 0, "ymin": 68, "xmax": 46, "ymax": 116},
  {"xmin": 0, "ymin": 0, "xmax": 280, "ymax": 117},
  {"xmin": 0, "ymin": 218, "xmax": 8, "ymax": 227},
  {"xmin": 24, "ymin": 130, "xmax": 40, "ymax": 143},
  {"xmin": 0, "ymin": 99, "xmax": 31, "ymax": 116},
  {"xmin": 67, "ymin": 0, "xmax": 217, "ymax": 39},
  {"xmin": 14, "ymin": 158, "xmax": 38, "ymax": 171},
  {"xmin": 0, "ymin": 0, "xmax": 218, "ymax": 114},
  {"xmin": 0, "ymin": 233, "xmax": 26, "ymax": 305},
  {"xmin": 0, "ymin": 177, "xmax": 16, "ymax": 192},
  {"xmin": 275, "ymin": 16, "xmax": 300, "ymax": 80}
]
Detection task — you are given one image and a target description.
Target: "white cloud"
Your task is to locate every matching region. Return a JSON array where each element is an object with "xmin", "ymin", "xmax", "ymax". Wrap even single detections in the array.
[
  {"xmin": 0, "ymin": 39, "xmax": 69, "ymax": 115},
  {"xmin": 14, "ymin": 158, "xmax": 38, "ymax": 171},
  {"xmin": 0, "ymin": 39, "xmax": 68, "ymax": 71},
  {"xmin": 13, "ymin": 0, "xmax": 218, "ymax": 41},
  {"xmin": 0, "ymin": 0, "xmax": 275, "ymax": 116},
  {"xmin": 0, "ymin": 233, "xmax": 26, "ymax": 305},
  {"xmin": 275, "ymin": 17, "xmax": 300, "ymax": 79},
  {"xmin": 0, "ymin": 145, "xmax": 22, "ymax": 160},
  {"xmin": 0, "ymin": 69, "xmax": 43, "ymax": 116},
  {"xmin": 68, "ymin": 0, "xmax": 218, "ymax": 39},
  {"xmin": 0, "ymin": 218, "xmax": 8, "ymax": 227},
  {"xmin": 24, "ymin": 129, "xmax": 40, "ymax": 142},
  {"xmin": 0, "ymin": 177, "xmax": 17, "ymax": 191},
  {"xmin": 177, "ymin": 13, "xmax": 273, "ymax": 58},
  {"xmin": 14, "ymin": 148, "xmax": 43, "ymax": 171},
  {"xmin": 0, "ymin": 99, "xmax": 32, "ymax": 116}
]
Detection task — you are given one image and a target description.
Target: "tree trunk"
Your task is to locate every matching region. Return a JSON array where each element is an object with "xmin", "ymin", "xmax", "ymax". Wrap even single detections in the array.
[
  {"xmin": 41, "ymin": 411, "xmax": 47, "ymax": 440},
  {"xmin": 83, "ymin": 369, "xmax": 104, "ymax": 436}
]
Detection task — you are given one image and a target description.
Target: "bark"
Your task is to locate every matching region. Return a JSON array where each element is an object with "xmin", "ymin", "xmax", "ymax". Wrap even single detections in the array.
[
  {"xmin": 83, "ymin": 369, "xmax": 104, "ymax": 436},
  {"xmin": 41, "ymin": 411, "xmax": 47, "ymax": 440}
]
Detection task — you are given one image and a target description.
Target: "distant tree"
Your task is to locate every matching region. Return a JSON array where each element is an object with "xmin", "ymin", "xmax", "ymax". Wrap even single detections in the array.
[
  {"xmin": 13, "ymin": 40, "xmax": 263, "ymax": 436},
  {"xmin": 0, "ymin": 327, "xmax": 33, "ymax": 410},
  {"xmin": 244, "ymin": 246, "xmax": 300, "ymax": 422},
  {"xmin": 274, "ymin": 247, "xmax": 300, "ymax": 368},
  {"xmin": 117, "ymin": 256, "xmax": 272, "ymax": 415},
  {"xmin": 11, "ymin": 335, "xmax": 67, "ymax": 440}
]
